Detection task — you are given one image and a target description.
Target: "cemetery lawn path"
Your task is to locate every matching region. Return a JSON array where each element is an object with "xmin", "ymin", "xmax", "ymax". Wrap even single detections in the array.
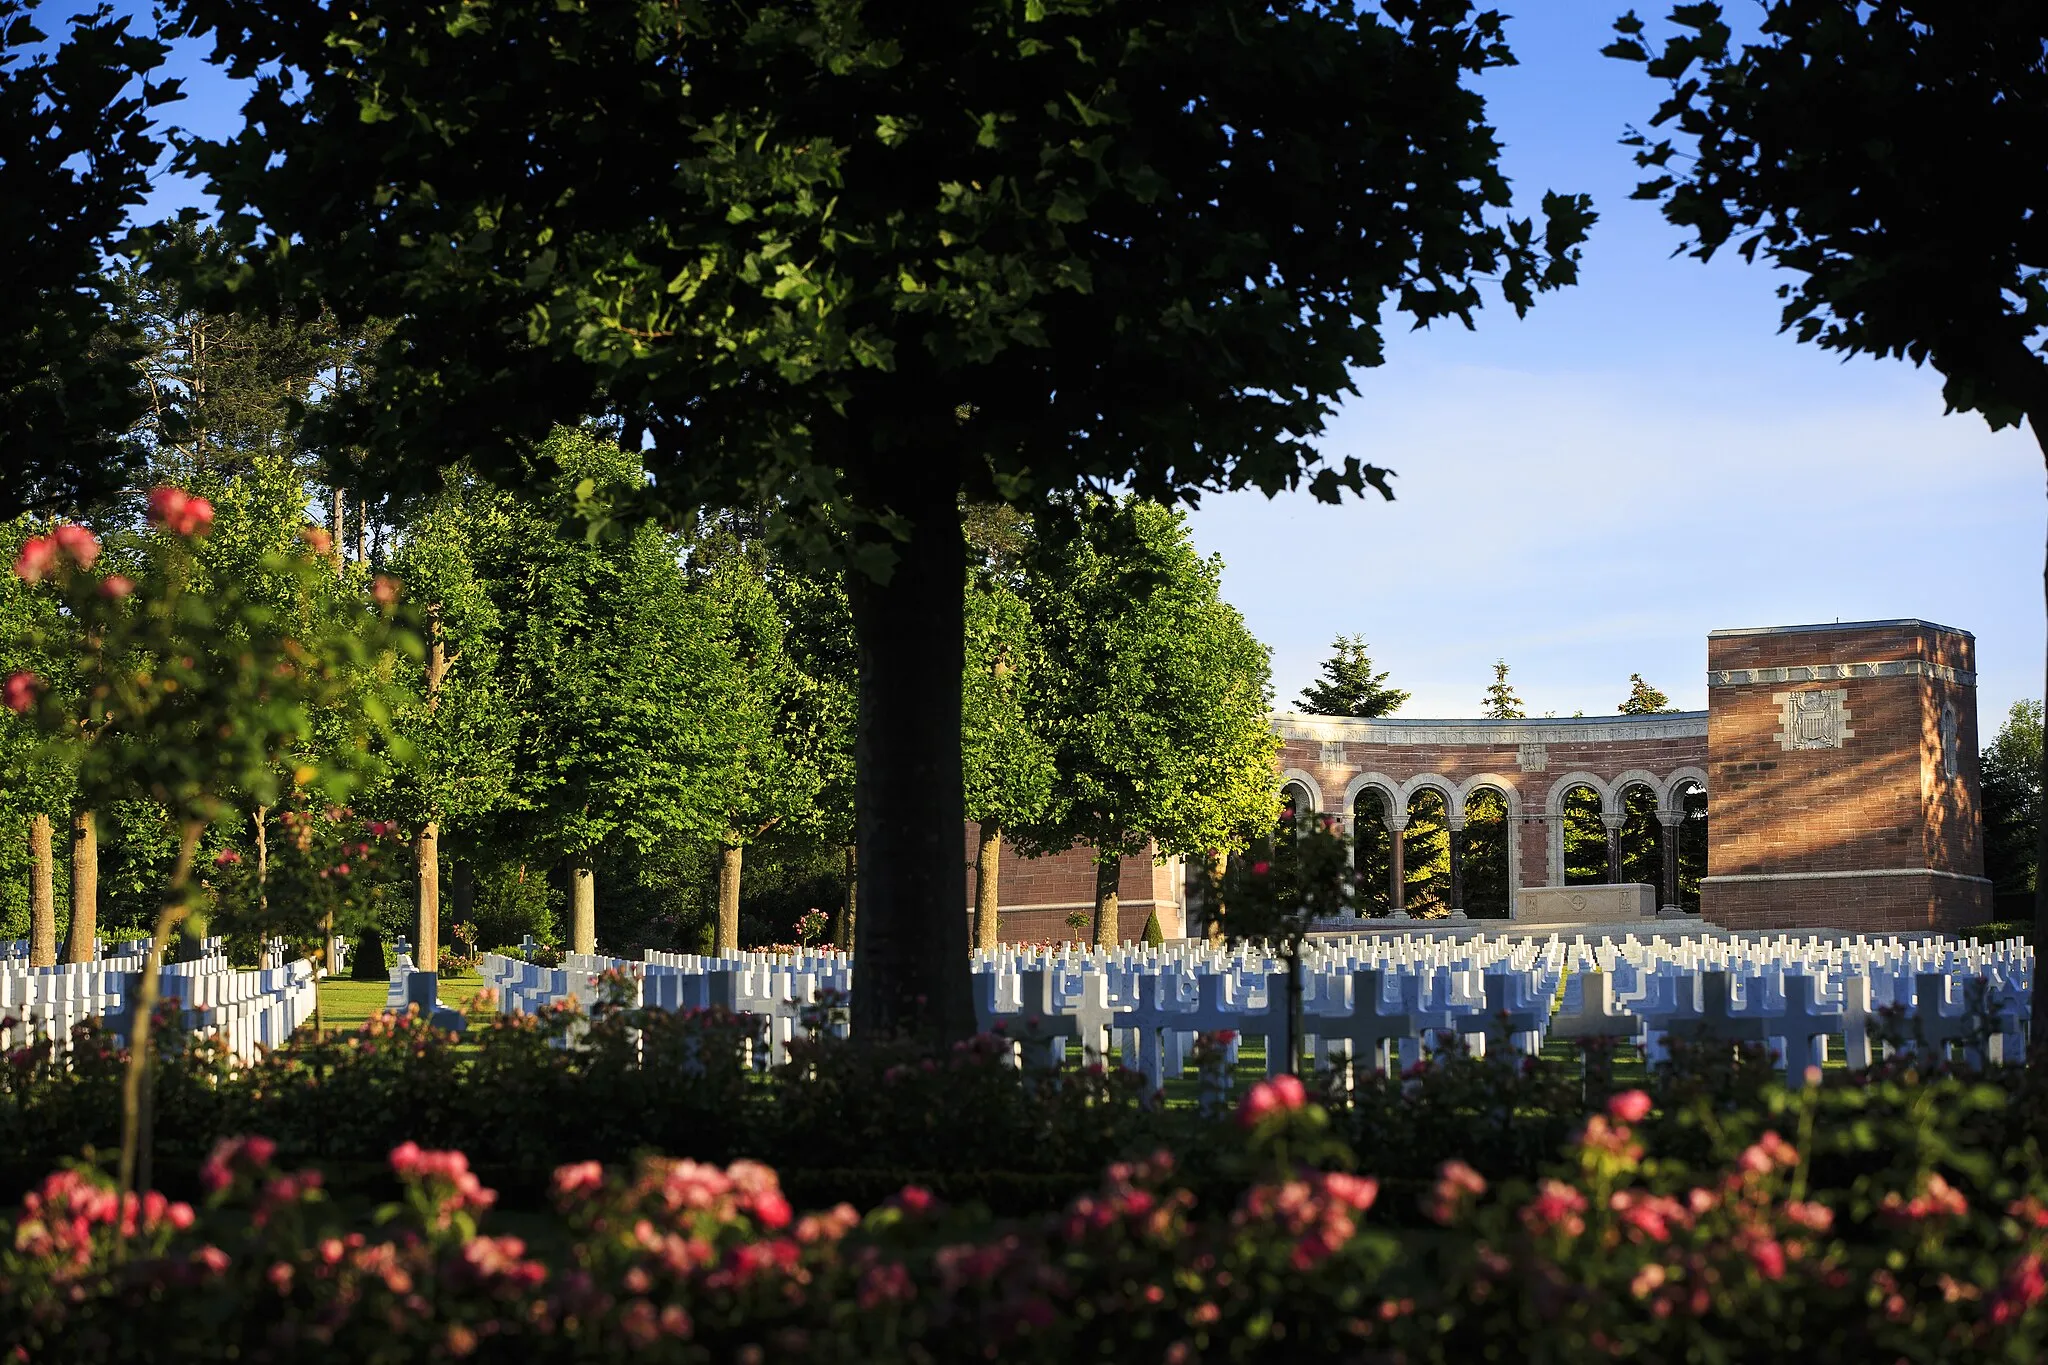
[{"xmin": 318, "ymin": 968, "xmax": 487, "ymax": 1036}]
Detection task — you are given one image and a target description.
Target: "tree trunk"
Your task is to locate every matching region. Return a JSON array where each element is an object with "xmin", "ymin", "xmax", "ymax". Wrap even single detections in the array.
[
  {"xmin": 570, "ymin": 866, "xmax": 595, "ymax": 955},
  {"xmin": 27, "ymin": 813, "xmax": 55, "ymax": 967},
  {"xmin": 415, "ymin": 621, "xmax": 452, "ymax": 971},
  {"xmin": 716, "ymin": 841, "xmax": 743, "ymax": 953},
  {"xmin": 845, "ymin": 482, "xmax": 971, "ymax": 1043},
  {"xmin": 1093, "ymin": 854, "xmax": 1121, "ymax": 951},
  {"xmin": 252, "ymin": 805, "xmax": 268, "ymax": 912},
  {"xmin": 416, "ymin": 820, "xmax": 440, "ymax": 970},
  {"xmin": 974, "ymin": 823, "xmax": 1003, "ymax": 952},
  {"xmin": 837, "ymin": 843, "xmax": 857, "ymax": 952},
  {"xmin": 63, "ymin": 810, "xmax": 97, "ymax": 964},
  {"xmin": 331, "ymin": 487, "xmax": 347, "ymax": 576}
]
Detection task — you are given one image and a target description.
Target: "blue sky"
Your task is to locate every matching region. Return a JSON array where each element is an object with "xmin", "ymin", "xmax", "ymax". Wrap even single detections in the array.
[
  {"xmin": 133, "ymin": 5, "xmax": 2043, "ymax": 732},
  {"xmin": 1185, "ymin": 7, "xmax": 2043, "ymax": 729}
]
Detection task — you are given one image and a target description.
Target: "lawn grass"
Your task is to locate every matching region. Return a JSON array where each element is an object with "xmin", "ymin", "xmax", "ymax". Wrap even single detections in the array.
[{"xmin": 317, "ymin": 967, "xmax": 485, "ymax": 1037}]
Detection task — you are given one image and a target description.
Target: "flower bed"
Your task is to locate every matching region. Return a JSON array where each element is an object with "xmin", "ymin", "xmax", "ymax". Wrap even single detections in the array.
[{"xmin": 5, "ymin": 1074, "xmax": 2045, "ymax": 1363}]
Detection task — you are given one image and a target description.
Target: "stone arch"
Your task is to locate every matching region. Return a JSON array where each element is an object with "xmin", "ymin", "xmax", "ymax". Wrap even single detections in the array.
[
  {"xmin": 1544, "ymin": 772, "xmax": 1613, "ymax": 821},
  {"xmin": 1454, "ymin": 773, "xmax": 1526, "ymax": 823},
  {"xmin": 1608, "ymin": 769, "xmax": 1668, "ymax": 817},
  {"xmin": 1341, "ymin": 771, "xmax": 1404, "ymax": 834},
  {"xmin": 1453, "ymin": 775, "xmax": 1522, "ymax": 916},
  {"xmin": 1280, "ymin": 768, "xmax": 1324, "ymax": 818},
  {"xmin": 1546, "ymin": 772, "xmax": 1612, "ymax": 887},
  {"xmin": 1661, "ymin": 766, "xmax": 1709, "ymax": 817},
  {"xmin": 1609, "ymin": 769, "xmax": 1668, "ymax": 889},
  {"xmin": 1399, "ymin": 772, "xmax": 1460, "ymax": 822}
]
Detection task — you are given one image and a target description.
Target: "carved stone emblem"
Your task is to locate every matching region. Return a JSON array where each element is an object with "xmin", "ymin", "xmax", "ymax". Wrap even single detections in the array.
[
  {"xmin": 1772, "ymin": 689, "xmax": 1853, "ymax": 751},
  {"xmin": 1517, "ymin": 743, "xmax": 1548, "ymax": 773},
  {"xmin": 1940, "ymin": 699, "xmax": 1959, "ymax": 779},
  {"xmin": 1319, "ymin": 741, "xmax": 1347, "ymax": 768}
]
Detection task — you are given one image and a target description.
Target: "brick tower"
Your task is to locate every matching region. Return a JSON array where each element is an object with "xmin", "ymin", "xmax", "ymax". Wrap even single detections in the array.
[{"xmin": 1702, "ymin": 619, "xmax": 1988, "ymax": 932}]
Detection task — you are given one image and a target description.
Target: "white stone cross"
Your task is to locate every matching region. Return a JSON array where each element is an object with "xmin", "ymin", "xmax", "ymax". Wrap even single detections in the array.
[
  {"xmin": 1309, "ymin": 969, "xmax": 1428, "ymax": 1080},
  {"xmin": 1911, "ymin": 973, "xmax": 1992, "ymax": 1064},
  {"xmin": 1837, "ymin": 975, "xmax": 1876, "ymax": 1070},
  {"xmin": 1768, "ymin": 972, "xmax": 1838, "ymax": 1084},
  {"xmin": 1481, "ymin": 973, "xmax": 1550, "ymax": 1056},
  {"xmin": 1550, "ymin": 971, "xmax": 1637, "ymax": 1042}
]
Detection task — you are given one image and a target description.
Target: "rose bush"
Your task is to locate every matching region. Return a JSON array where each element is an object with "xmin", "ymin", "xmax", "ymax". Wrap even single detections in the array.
[{"xmin": 1, "ymin": 1075, "xmax": 2042, "ymax": 1363}]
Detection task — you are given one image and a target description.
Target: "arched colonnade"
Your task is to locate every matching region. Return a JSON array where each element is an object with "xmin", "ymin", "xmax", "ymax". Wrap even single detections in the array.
[{"xmin": 1275, "ymin": 713, "xmax": 1711, "ymax": 918}]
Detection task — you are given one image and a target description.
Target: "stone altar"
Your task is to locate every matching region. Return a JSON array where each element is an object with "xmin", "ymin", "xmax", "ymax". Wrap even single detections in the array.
[{"xmin": 1514, "ymin": 883, "xmax": 1656, "ymax": 924}]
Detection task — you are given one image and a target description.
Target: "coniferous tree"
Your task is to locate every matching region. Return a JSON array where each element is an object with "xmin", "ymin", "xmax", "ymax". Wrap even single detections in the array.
[
  {"xmin": 1618, "ymin": 673, "xmax": 1677, "ymax": 715},
  {"xmin": 1297, "ymin": 636, "xmax": 1409, "ymax": 718},
  {"xmin": 1481, "ymin": 661, "xmax": 1526, "ymax": 720}
]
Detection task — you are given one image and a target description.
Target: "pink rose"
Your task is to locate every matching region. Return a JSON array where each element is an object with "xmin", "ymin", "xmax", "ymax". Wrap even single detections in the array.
[
  {"xmin": 1607, "ymin": 1089, "xmax": 1653, "ymax": 1125},
  {"xmin": 1237, "ymin": 1080, "xmax": 1282, "ymax": 1127},
  {"xmin": 147, "ymin": 487, "xmax": 215, "ymax": 536},
  {"xmin": 552, "ymin": 1161, "xmax": 604, "ymax": 1198},
  {"xmin": 751, "ymin": 1190, "xmax": 793, "ymax": 1230},
  {"xmin": 3, "ymin": 672, "xmax": 37, "ymax": 714},
  {"xmin": 1270, "ymin": 1072, "xmax": 1307, "ymax": 1110},
  {"xmin": 50, "ymin": 523, "xmax": 100, "ymax": 568},
  {"xmin": 371, "ymin": 575, "xmax": 401, "ymax": 607},
  {"xmin": 99, "ymin": 574, "xmax": 135, "ymax": 598},
  {"xmin": 147, "ymin": 486, "xmax": 189, "ymax": 528},
  {"xmin": 13, "ymin": 536, "xmax": 55, "ymax": 583}
]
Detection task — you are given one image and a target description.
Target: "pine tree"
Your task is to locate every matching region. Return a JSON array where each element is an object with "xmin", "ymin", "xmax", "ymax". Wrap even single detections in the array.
[
  {"xmin": 1296, "ymin": 636, "xmax": 1408, "ymax": 717},
  {"xmin": 1619, "ymin": 673, "xmax": 1676, "ymax": 715},
  {"xmin": 1480, "ymin": 661, "xmax": 1525, "ymax": 720}
]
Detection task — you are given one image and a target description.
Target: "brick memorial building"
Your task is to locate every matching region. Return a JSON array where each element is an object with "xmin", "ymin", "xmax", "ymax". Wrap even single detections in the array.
[{"xmin": 969, "ymin": 619, "xmax": 1990, "ymax": 940}]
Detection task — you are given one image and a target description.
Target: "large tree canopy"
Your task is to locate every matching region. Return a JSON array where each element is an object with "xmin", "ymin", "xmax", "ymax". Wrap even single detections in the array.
[
  {"xmin": 1609, "ymin": 0, "xmax": 2048, "ymax": 988},
  {"xmin": 0, "ymin": 0, "xmax": 176, "ymax": 515},
  {"xmin": 159, "ymin": 0, "xmax": 1591, "ymax": 1041}
]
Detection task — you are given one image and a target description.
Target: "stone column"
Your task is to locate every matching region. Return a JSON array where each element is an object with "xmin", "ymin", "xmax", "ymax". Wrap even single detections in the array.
[
  {"xmin": 1657, "ymin": 810, "xmax": 1683, "ymax": 912},
  {"xmin": 1447, "ymin": 816, "xmax": 1466, "ymax": 913},
  {"xmin": 1385, "ymin": 813, "xmax": 1408, "ymax": 911},
  {"xmin": 1601, "ymin": 811, "xmax": 1625, "ymax": 884}
]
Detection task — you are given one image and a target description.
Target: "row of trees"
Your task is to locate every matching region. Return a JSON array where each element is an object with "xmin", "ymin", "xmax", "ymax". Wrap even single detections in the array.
[{"xmin": 5, "ymin": 439, "xmax": 1278, "ymax": 963}]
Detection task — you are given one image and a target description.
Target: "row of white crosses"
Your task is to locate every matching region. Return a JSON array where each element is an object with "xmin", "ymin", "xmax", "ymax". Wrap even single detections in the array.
[
  {"xmin": 1550, "ymin": 931, "xmax": 2033, "ymax": 1081},
  {"xmin": 0, "ymin": 936, "xmax": 323, "ymax": 1065},
  {"xmin": 967, "ymin": 936, "xmax": 1566, "ymax": 1088},
  {"xmin": 477, "ymin": 949, "xmax": 856, "ymax": 1067},
  {"xmin": 469, "ymin": 931, "xmax": 2032, "ymax": 1092}
]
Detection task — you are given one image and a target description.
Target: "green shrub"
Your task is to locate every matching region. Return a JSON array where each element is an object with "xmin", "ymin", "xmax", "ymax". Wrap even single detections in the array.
[{"xmin": 3, "ymin": 1073, "xmax": 2044, "ymax": 1362}]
